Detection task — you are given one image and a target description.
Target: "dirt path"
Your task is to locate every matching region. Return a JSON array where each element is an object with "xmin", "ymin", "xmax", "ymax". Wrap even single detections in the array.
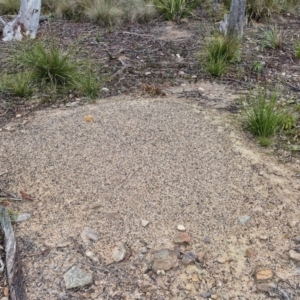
[{"xmin": 0, "ymin": 84, "xmax": 300, "ymax": 299}]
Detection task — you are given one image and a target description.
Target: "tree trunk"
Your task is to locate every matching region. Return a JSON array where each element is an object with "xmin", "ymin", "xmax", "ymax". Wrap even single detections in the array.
[
  {"xmin": 227, "ymin": 0, "xmax": 246, "ymax": 38},
  {"xmin": 2, "ymin": 0, "xmax": 41, "ymax": 41}
]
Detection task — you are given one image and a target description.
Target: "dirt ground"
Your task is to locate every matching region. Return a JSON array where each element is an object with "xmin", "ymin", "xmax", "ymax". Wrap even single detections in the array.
[
  {"xmin": 1, "ymin": 9, "xmax": 300, "ymax": 300},
  {"xmin": 0, "ymin": 81, "xmax": 300, "ymax": 299}
]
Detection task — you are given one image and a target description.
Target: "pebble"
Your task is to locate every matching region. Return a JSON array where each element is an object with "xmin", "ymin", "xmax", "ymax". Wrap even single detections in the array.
[
  {"xmin": 101, "ymin": 87, "xmax": 109, "ymax": 92},
  {"xmin": 152, "ymin": 249, "xmax": 178, "ymax": 271},
  {"xmin": 1, "ymin": 297, "xmax": 8, "ymax": 300},
  {"xmin": 64, "ymin": 266, "xmax": 93, "ymax": 289},
  {"xmin": 255, "ymin": 269, "xmax": 273, "ymax": 281},
  {"xmin": 268, "ymin": 244, "xmax": 275, "ymax": 251},
  {"xmin": 65, "ymin": 101, "xmax": 79, "ymax": 107},
  {"xmin": 173, "ymin": 233, "xmax": 191, "ymax": 244},
  {"xmin": 196, "ymin": 252, "xmax": 205, "ymax": 263},
  {"xmin": 85, "ymin": 250, "xmax": 99, "ymax": 263},
  {"xmin": 288, "ymin": 220, "xmax": 299, "ymax": 228},
  {"xmin": 203, "ymin": 236, "xmax": 211, "ymax": 243},
  {"xmin": 14, "ymin": 213, "xmax": 31, "ymax": 223},
  {"xmin": 182, "ymin": 252, "xmax": 195, "ymax": 265},
  {"xmin": 245, "ymin": 248, "xmax": 257, "ymax": 258},
  {"xmin": 256, "ymin": 283, "xmax": 271, "ymax": 293},
  {"xmin": 112, "ymin": 242, "xmax": 126, "ymax": 262},
  {"xmin": 259, "ymin": 235, "xmax": 268, "ymax": 241},
  {"xmin": 239, "ymin": 215, "xmax": 251, "ymax": 225},
  {"xmin": 293, "ymin": 236, "xmax": 300, "ymax": 244},
  {"xmin": 177, "ymin": 224, "xmax": 186, "ymax": 231},
  {"xmin": 289, "ymin": 250, "xmax": 300, "ymax": 262},
  {"xmin": 145, "ymin": 72, "xmax": 151, "ymax": 75},
  {"xmin": 141, "ymin": 219, "xmax": 150, "ymax": 227},
  {"xmin": 81, "ymin": 227, "xmax": 99, "ymax": 243},
  {"xmin": 217, "ymin": 255, "xmax": 230, "ymax": 264},
  {"xmin": 198, "ymin": 87, "xmax": 205, "ymax": 93}
]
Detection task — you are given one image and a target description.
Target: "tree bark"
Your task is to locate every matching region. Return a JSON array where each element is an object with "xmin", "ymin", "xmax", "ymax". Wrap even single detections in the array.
[
  {"xmin": 227, "ymin": 0, "xmax": 246, "ymax": 38},
  {"xmin": 2, "ymin": 0, "xmax": 41, "ymax": 41}
]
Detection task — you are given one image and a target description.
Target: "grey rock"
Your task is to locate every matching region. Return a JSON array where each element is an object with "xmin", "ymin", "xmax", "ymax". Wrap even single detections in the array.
[
  {"xmin": 141, "ymin": 219, "xmax": 150, "ymax": 227},
  {"xmin": 239, "ymin": 215, "xmax": 251, "ymax": 225},
  {"xmin": 112, "ymin": 242, "xmax": 126, "ymax": 262},
  {"xmin": 14, "ymin": 213, "xmax": 31, "ymax": 223},
  {"xmin": 203, "ymin": 236, "xmax": 211, "ymax": 243},
  {"xmin": 152, "ymin": 249, "xmax": 178, "ymax": 271},
  {"xmin": 81, "ymin": 227, "xmax": 99, "ymax": 243},
  {"xmin": 293, "ymin": 236, "xmax": 300, "ymax": 244},
  {"xmin": 182, "ymin": 252, "xmax": 195, "ymax": 265},
  {"xmin": 64, "ymin": 266, "xmax": 93, "ymax": 289},
  {"xmin": 289, "ymin": 250, "xmax": 300, "ymax": 262},
  {"xmin": 65, "ymin": 101, "xmax": 80, "ymax": 107}
]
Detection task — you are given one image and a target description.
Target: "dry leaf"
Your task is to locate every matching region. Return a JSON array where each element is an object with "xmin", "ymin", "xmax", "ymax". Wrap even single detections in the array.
[
  {"xmin": 84, "ymin": 116, "xmax": 95, "ymax": 122},
  {"xmin": 20, "ymin": 190, "xmax": 33, "ymax": 201}
]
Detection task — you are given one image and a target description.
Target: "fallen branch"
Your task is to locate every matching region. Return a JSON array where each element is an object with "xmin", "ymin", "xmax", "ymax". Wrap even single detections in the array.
[{"xmin": 0, "ymin": 207, "xmax": 26, "ymax": 300}]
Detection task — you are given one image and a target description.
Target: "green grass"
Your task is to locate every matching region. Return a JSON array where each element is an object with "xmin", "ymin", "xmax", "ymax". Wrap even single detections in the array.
[
  {"xmin": 121, "ymin": 0, "xmax": 157, "ymax": 23},
  {"xmin": 251, "ymin": 61, "xmax": 263, "ymax": 73},
  {"xmin": 16, "ymin": 41, "xmax": 78, "ymax": 86},
  {"xmin": 244, "ymin": 88, "xmax": 293, "ymax": 140},
  {"xmin": 201, "ymin": 35, "xmax": 241, "ymax": 77},
  {"xmin": 152, "ymin": 0, "xmax": 198, "ymax": 21},
  {"xmin": 84, "ymin": 0, "xmax": 124, "ymax": 26},
  {"xmin": 262, "ymin": 26, "xmax": 284, "ymax": 50},
  {"xmin": 2, "ymin": 72, "xmax": 34, "ymax": 97},
  {"xmin": 247, "ymin": 0, "xmax": 281, "ymax": 21},
  {"xmin": 294, "ymin": 41, "xmax": 300, "ymax": 59},
  {"xmin": 0, "ymin": 0, "xmax": 19, "ymax": 15}
]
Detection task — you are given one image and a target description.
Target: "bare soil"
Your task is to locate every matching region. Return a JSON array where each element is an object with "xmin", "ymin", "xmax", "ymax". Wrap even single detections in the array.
[{"xmin": 0, "ymin": 10, "xmax": 300, "ymax": 300}]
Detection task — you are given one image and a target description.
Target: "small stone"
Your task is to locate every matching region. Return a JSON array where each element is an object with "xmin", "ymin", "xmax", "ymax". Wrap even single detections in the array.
[
  {"xmin": 64, "ymin": 266, "xmax": 93, "ymax": 289},
  {"xmin": 112, "ymin": 242, "xmax": 126, "ymax": 262},
  {"xmin": 177, "ymin": 225, "xmax": 186, "ymax": 231},
  {"xmin": 14, "ymin": 213, "xmax": 31, "ymax": 223},
  {"xmin": 255, "ymin": 269, "xmax": 273, "ymax": 281},
  {"xmin": 16, "ymin": 114, "xmax": 22, "ymax": 118},
  {"xmin": 173, "ymin": 233, "xmax": 191, "ymax": 244},
  {"xmin": 203, "ymin": 236, "xmax": 211, "ymax": 243},
  {"xmin": 256, "ymin": 283, "xmax": 271, "ymax": 293},
  {"xmin": 191, "ymin": 75, "xmax": 197, "ymax": 79},
  {"xmin": 152, "ymin": 249, "xmax": 178, "ymax": 271},
  {"xmin": 239, "ymin": 215, "xmax": 251, "ymax": 225},
  {"xmin": 141, "ymin": 219, "xmax": 150, "ymax": 227},
  {"xmin": 196, "ymin": 252, "xmax": 205, "ymax": 263},
  {"xmin": 182, "ymin": 252, "xmax": 195, "ymax": 265},
  {"xmin": 289, "ymin": 250, "xmax": 300, "ymax": 262},
  {"xmin": 259, "ymin": 235, "xmax": 268, "ymax": 241},
  {"xmin": 65, "ymin": 101, "xmax": 79, "ymax": 107},
  {"xmin": 268, "ymin": 244, "xmax": 275, "ymax": 251},
  {"xmin": 101, "ymin": 87, "xmax": 109, "ymax": 92},
  {"xmin": 288, "ymin": 220, "xmax": 299, "ymax": 228},
  {"xmin": 217, "ymin": 255, "xmax": 230, "ymax": 264},
  {"xmin": 245, "ymin": 248, "xmax": 257, "ymax": 258},
  {"xmin": 178, "ymin": 71, "xmax": 185, "ymax": 76},
  {"xmin": 81, "ymin": 227, "xmax": 99, "ymax": 243},
  {"xmin": 293, "ymin": 236, "xmax": 300, "ymax": 244},
  {"xmin": 145, "ymin": 72, "xmax": 151, "ymax": 75},
  {"xmin": 85, "ymin": 251, "xmax": 99, "ymax": 263},
  {"xmin": 198, "ymin": 87, "xmax": 205, "ymax": 93},
  {"xmin": 211, "ymin": 295, "xmax": 218, "ymax": 300},
  {"xmin": 191, "ymin": 274, "xmax": 200, "ymax": 282}
]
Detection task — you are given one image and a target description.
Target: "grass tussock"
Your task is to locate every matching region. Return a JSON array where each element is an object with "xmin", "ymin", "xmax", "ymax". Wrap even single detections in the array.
[
  {"xmin": 0, "ymin": 0, "xmax": 19, "ymax": 15},
  {"xmin": 201, "ymin": 34, "xmax": 241, "ymax": 77},
  {"xmin": 243, "ymin": 88, "xmax": 295, "ymax": 145},
  {"xmin": 294, "ymin": 41, "xmax": 300, "ymax": 59},
  {"xmin": 0, "ymin": 39, "xmax": 103, "ymax": 101},
  {"xmin": 152, "ymin": 0, "xmax": 198, "ymax": 21},
  {"xmin": 262, "ymin": 25, "xmax": 284, "ymax": 49}
]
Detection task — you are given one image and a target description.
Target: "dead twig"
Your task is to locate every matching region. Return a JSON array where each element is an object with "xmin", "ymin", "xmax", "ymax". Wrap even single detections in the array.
[
  {"xmin": 23, "ymin": 248, "xmax": 51, "ymax": 258},
  {"xmin": 122, "ymin": 31, "xmax": 153, "ymax": 38}
]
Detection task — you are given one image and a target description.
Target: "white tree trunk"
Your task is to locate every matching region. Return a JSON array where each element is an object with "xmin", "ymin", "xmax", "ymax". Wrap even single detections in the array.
[
  {"xmin": 227, "ymin": 0, "xmax": 246, "ymax": 38},
  {"xmin": 1, "ymin": 0, "xmax": 41, "ymax": 42}
]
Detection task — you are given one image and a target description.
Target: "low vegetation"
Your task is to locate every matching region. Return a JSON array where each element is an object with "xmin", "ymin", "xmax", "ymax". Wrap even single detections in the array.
[
  {"xmin": 243, "ymin": 88, "xmax": 296, "ymax": 146},
  {"xmin": 0, "ymin": 39, "xmax": 103, "ymax": 99},
  {"xmin": 201, "ymin": 35, "xmax": 241, "ymax": 77}
]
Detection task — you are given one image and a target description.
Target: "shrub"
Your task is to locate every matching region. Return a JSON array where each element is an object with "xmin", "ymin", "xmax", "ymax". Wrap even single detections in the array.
[
  {"xmin": 0, "ymin": 0, "xmax": 19, "ymax": 15},
  {"xmin": 4, "ymin": 72, "xmax": 33, "ymax": 97},
  {"xmin": 153, "ymin": 0, "xmax": 198, "ymax": 21},
  {"xmin": 243, "ymin": 88, "xmax": 292, "ymax": 139},
  {"xmin": 202, "ymin": 35, "xmax": 240, "ymax": 77},
  {"xmin": 84, "ymin": 0, "xmax": 124, "ymax": 26},
  {"xmin": 262, "ymin": 26, "xmax": 284, "ymax": 49}
]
